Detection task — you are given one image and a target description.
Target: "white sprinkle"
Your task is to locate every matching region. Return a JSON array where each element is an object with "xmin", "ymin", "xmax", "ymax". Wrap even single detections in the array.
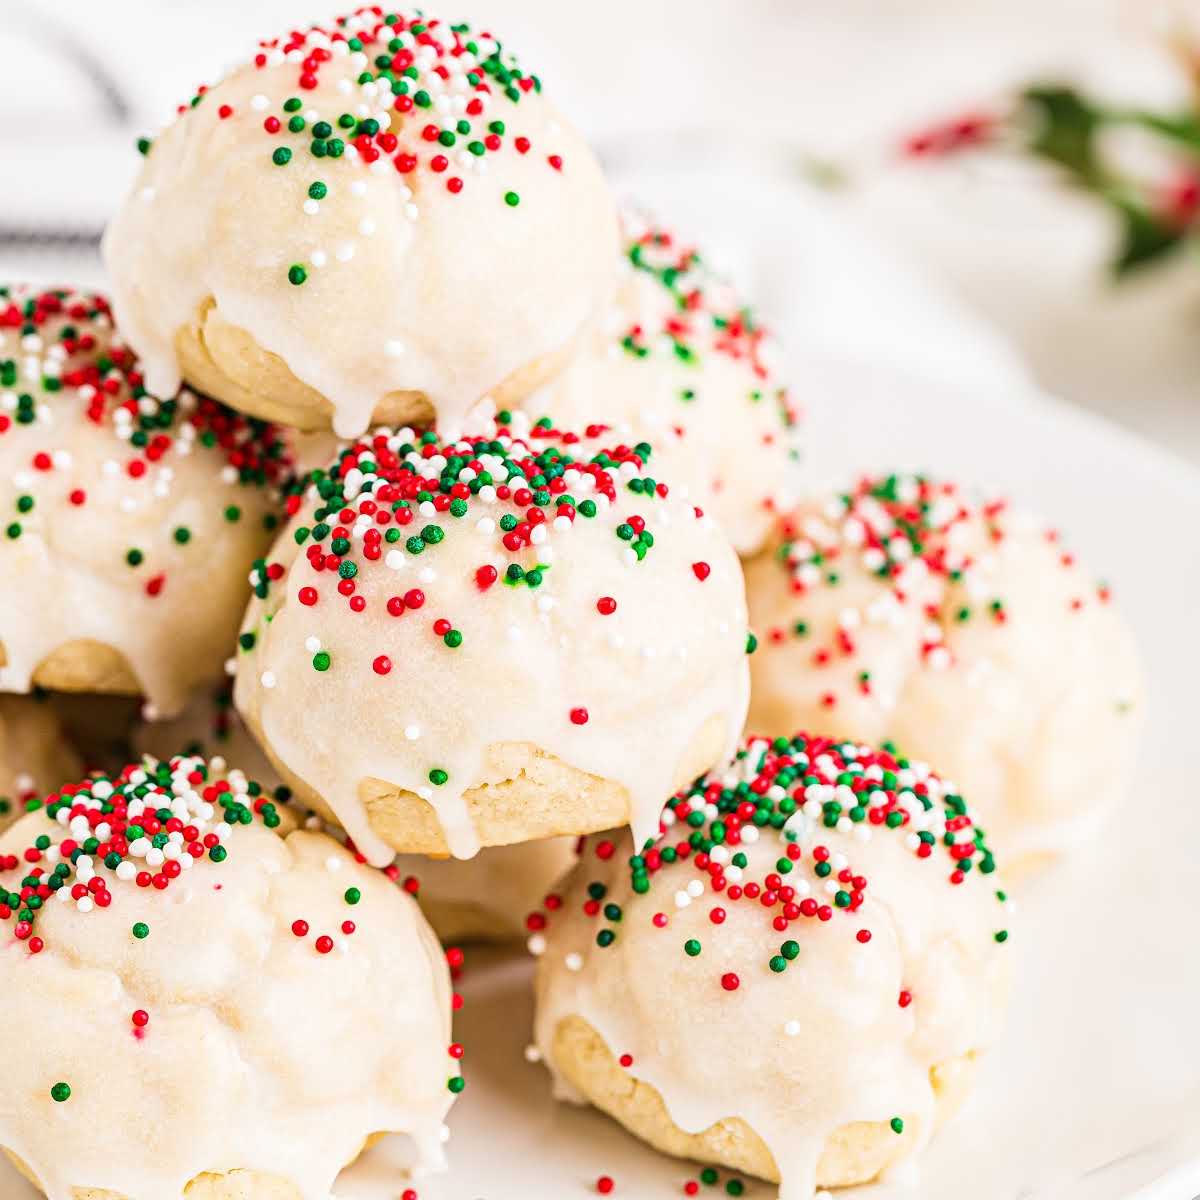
[
  {"xmin": 261, "ymin": 671, "xmax": 277, "ymax": 689},
  {"xmin": 250, "ymin": 94, "xmax": 269, "ymax": 111},
  {"xmin": 784, "ymin": 1020, "xmax": 801, "ymax": 1037},
  {"xmin": 385, "ymin": 339, "xmax": 406, "ymax": 357},
  {"xmin": 524, "ymin": 1044, "xmax": 542, "ymax": 1063},
  {"xmin": 404, "ymin": 724, "xmax": 421, "ymax": 741},
  {"xmin": 565, "ymin": 953, "xmax": 583, "ymax": 972}
]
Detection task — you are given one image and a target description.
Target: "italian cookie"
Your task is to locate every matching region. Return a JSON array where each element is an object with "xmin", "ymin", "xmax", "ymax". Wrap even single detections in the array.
[
  {"xmin": 528, "ymin": 211, "xmax": 800, "ymax": 556},
  {"xmin": 0, "ymin": 285, "xmax": 294, "ymax": 716},
  {"xmin": 134, "ymin": 685, "xmax": 579, "ymax": 942},
  {"xmin": 397, "ymin": 836, "xmax": 580, "ymax": 943},
  {"xmin": 0, "ymin": 695, "xmax": 81, "ymax": 832},
  {"xmin": 0, "ymin": 754, "xmax": 460, "ymax": 1200},
  {"xmin": 103, "ymin": 7, "xmax": 619, "ymax": 438},
  {"xmin": 744, "ymin": 473, "xmax": 1142, "ymax": 861},
  {"xmin": 234, "ymin": 412, "xmax": 751, "ymax": 864},
  {"xmin": 534, "ymin": 733, "xmax": 1012, "ymax": 1200}
]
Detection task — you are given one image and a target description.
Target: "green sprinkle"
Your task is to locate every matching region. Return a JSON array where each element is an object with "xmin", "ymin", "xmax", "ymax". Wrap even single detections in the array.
[
  {"xmin": 272, "ymin": 147, "xmax": 292, "ymax": 166},
  {"xmin": 288, "ymin": 265, "xmax": 308, "ymax": 286},
  {"xmin": 312, "ymin": 651, "xmax": 331, "ymax": 672},
  {"xmin": 684, "ymin": 938, "xmax": 702, "ymax": 957},
  {"xmin": 890, "ymin": 1117, "xmax": 905, "ymax": 1134},
  {"xmin": 429, "ymin": 768, "xmax": 449, "ymax": 786},
  {"xmin": 504, "ymin": 190, "xmax": 520, "ymax": 207},
  {"xmin": 50, "ymin": 1082, "xmax": 71, "ymax": 1103},
  {"xmin": 132, "ymin": 923, "xmax": 150, "ymax": 940},
  {"xmin": 344, "ymin": 887, "xmax": 361, "ymax": 905}
]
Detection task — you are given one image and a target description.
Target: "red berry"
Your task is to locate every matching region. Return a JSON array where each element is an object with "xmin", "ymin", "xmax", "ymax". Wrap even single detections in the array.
[
  {"xmin": 596, "ymin": 1178, "xmax": 614, "ymax": 1195},
  {"xmin": 315, "ymin": 935, "xmax": 334, "ymax": 954},
  {"xmin": 596, "ymin": 596, "xmax": 617, "ymax": 615},
  {"xmin": 373, "ymin": 655, "xmax": 392, "ymax": 675},
  {"xmin": 691, "ymin": 561, "xmax": 711, "ymax": 581},
  {"xmin": 721, "ymin": 972, "xmax": 740, "ymax": 991},
  {"xmin": 291, "ymin": 919, "xmax": 309, "ymax": 937},
  {"xmin": 570, "ymin": 707, "xmax": 589, "ymax": 725}
]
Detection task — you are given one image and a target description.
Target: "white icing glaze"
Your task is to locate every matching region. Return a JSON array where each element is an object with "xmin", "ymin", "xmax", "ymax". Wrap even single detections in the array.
[
  {"xmin": 233, "ymin": 413, "xmax": 750, "ymax": 864},
  {"xmin": 135, "ymin": 689, "xmax": 580, "ymax": 940},
  {"xmin": 0, "ymin": 757, "xmax": 458, "ymax": 1200},
  {"xmin": 103, "ymin": 9, "xmax": 618, "ymax": 438},
  {"xmin": 534, "ymin": 737, "xmax": 1011, "ymax": 1200},
  {"xmin": 528, "ymin": 210, "xmax": 801, "ymax": 556},
  {"xmin": 0, "ymin": 695, "xmax": 81, "ymax": 832},
  {"xmin": 745, "ymin": 474, "xmax": 1143, "ymax": 859},
  {"xmin": 0, "ymin": 285, "xmax": 291, "ymax": 716}
]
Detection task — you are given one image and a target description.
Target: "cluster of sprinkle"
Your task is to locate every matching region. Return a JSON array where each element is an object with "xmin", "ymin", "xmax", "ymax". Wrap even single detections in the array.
[
  {"xmin": 622, "ymin": 220, "xmax": 797, "ymax": 433},
  {"xmin": 2, "ymin": 755, "xmax": 465, "ymax": 1104},
  {"xmin": 0, "ymin": 755, "xmax": 286, "ymax": 954},
  {"xmin": 153, "ymin": 8, "xmax": 566, "ymax": 286},
  {"xmin": 762, "ymin": 473, "xmax": 1111, "ymax": 707},
  {"xmin": 0, "ymin": 285, "xmax": 293, "ymax": 594},
  {"xmin": 529, "ymin": 733, "xmax": 1009, "ymax": 992},
  {"xmin": 246, "ymin": 413, "xmax": 725, "ymax": 708}
]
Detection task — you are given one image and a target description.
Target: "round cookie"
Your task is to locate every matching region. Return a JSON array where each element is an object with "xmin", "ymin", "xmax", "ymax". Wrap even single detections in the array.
[
  {"xmin": 0, "ymin": 695, "xmax": 82, "ymax": 832},
  {"xmin": 103, "ymin": 7, "xmax": 619, "ymax": 439},
  {"xmin": 397, "ymin": 836, "xmax": 580, "ymax": 943},
  {"xmin": 0, "ymin": 755, "xmax": 460, "ymax": 1199},
  {"xmin": 0, "ymin": 285, "xmax": 294, "ymax": 716},
  {"xmin": 534, "ymin": 734, "xmax": 1012, "ymax": 1199},
  {"xmin": 528, "ymin": 211, "xmax": 800, "ymax": 556},
  {"xmin": 234, "ymin": 411, "xmax": 751, "ymax": 864},
  {"xmin": 744, "ymin": 473, "xmax": 1143, "ymax": 863}
]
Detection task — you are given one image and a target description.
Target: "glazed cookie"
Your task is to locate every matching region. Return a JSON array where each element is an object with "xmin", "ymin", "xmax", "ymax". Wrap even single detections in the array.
[
  {"xmin": 0, "ymin": 755, "xmax": 460, "ymax": 1199},
  {"xmin": 0, "ymin": 286, "xmax": 293, "ymax": 716},
  {"xmin": 534, "ymin": 734, "xmax": 1012, "ymax": 1199},
  {"xmin": 529, "ymin": 212, "xmax": 800, "ymax": 556},
  {"xmin": 0, "ymin": 695, "xmax": 82, "ymax": 832},
  {"xmin": 103, "ymin": 7, "xmax": 618, "ymax": 438},
  {"xmin": 397, "ymin": 836, "xmax": 580, "ymax": 942},
  {"xmin": 745, "ymin": 473, "xmax": 1142, "ymax": 861},
  {"xmin": 234, "ymin": 412, "xmax": 751, "ymax": 863}
]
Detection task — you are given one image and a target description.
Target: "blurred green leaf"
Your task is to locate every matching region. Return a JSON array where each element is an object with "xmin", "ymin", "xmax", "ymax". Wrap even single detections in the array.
[
  {"xmin": 1109, "ymin": 197, "xmax": 1186, "ymax": 275},
  {"xmin": 1022, "ymin": 85, "xmax": 1108, "ymax": 185}
]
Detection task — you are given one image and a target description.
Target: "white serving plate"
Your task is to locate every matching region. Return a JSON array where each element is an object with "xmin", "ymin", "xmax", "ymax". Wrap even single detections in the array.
[{"xmin": 4, "ymin": 370, "xmax": 1198, "ymax": 1200}]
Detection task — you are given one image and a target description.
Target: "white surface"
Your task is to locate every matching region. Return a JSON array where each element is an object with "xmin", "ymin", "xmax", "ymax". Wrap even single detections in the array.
[
  {"xmin": 4, "ymin": 0, "xmax": 1200, "ymax": 464},
  {"xmin": 3, "ymin": 376, "xmax": 1198, "ymax": 1200}
]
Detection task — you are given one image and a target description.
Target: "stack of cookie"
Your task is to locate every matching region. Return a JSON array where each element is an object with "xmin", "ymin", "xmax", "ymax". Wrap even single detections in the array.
[{"xmin": 0, "ymin": 8, "xmax": 1142, "ymax": 1200}]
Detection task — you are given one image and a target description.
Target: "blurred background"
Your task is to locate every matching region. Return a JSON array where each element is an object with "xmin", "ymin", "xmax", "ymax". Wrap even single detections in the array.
[{"xmin": 4, "ymin": 0, "xmax": 1200, "ymax": 460}]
